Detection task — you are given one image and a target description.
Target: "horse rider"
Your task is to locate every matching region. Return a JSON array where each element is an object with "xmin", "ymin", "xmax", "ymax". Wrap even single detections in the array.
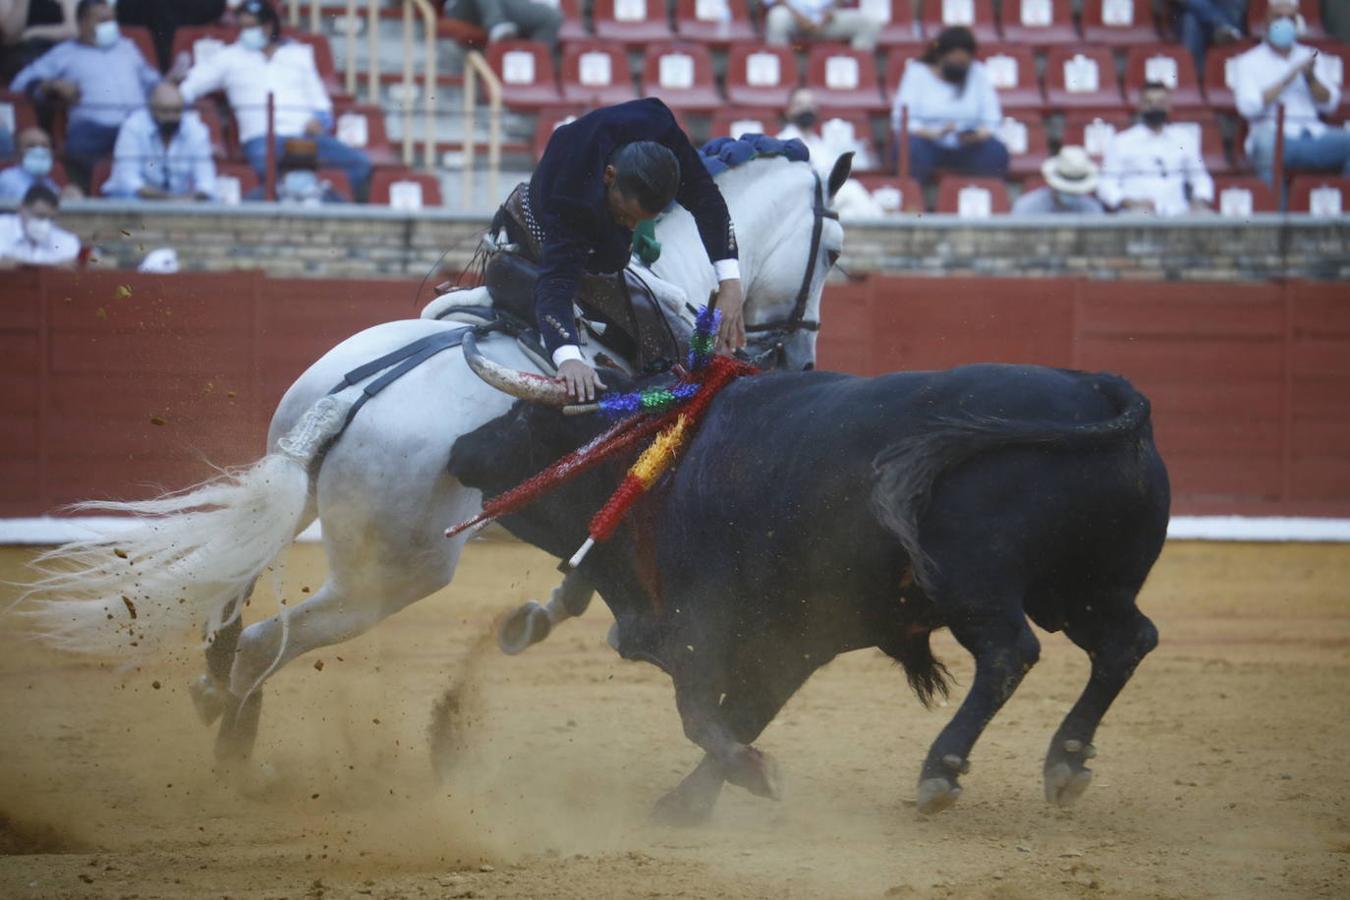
[{"xmin": 493, "ymin": 97, "xmax": 745, "ymax": 401}]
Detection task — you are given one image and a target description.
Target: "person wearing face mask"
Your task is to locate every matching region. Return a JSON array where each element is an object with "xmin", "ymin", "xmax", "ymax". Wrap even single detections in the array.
[
  {"xmin": 1232, "ymin": 0, "xmax": 1345, "ymax": 185},
  {"xmin": 104, "ymin": 80, "xmax": 216, "ymax": 200},
  {"xmin": 891, "ymin": 26, "xmax": 1008, "ymax": 188},
  {"xmin": 9, "ymin": 0, "xmax": 159, "ymax": 188},
  {"xmin": 177, "ymin": 0, "xmax": 371, "ymax": 201},
  {"xmin": 776, "ymin": 88, "xmax": 884, "ymax": 218},
  {"xmin": 1097, "ymin": 82, "xmax": 1214, "ymax": 216},
  {"xmin": 0, "ymin": 126, "xmax": 62, "ymax": 201},
  {"xmin": 1012, "ymin": 146, "xmax": 1105, "ymax": 216},
  {"xmin": 0, "ymin": 183, "xmax": 79, "ymax": 267}
]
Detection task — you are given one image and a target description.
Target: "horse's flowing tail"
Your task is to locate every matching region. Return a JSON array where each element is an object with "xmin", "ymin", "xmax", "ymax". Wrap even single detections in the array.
[{"xmin": 13, "ymin": 396, "xmax": 351, "ymax": 657}]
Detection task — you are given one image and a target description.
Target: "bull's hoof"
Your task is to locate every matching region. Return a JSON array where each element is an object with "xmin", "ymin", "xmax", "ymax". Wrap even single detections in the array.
[
  {"xmin": 189, "ymin": 674, "xmax": 228, "ymax": 726},
  {"xmin": 916, "ymin": 777, "xmax": 962, "ymax": 815},
  {"xmin": 1044, "ymin": 761, "xmax": 1093, "ymax": 808},
  {"xmin": 649, "ymin": 787, "xmax": 718, "ymax": 827},
  {"xmin": 724, "ymin": 746, "xmax": 782, "ymax": 800},
  {"xmin": 497, "ymin": 602, "xmax": 551, "ymax": 656}
]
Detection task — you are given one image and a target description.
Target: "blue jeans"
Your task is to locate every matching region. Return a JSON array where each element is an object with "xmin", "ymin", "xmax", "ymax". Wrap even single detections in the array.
[
  {"xmin": 63, "ymin": 119, "xmax": 122, "ymax": 190},
  {"xmin": 243, "ymin": 134, "xmax": 372, "ymax": 200},
  {"xmin": 1249, "ymin": 125, "xmax": 1350, "ymax": 184},
  {"xmin": 1179, "ymin": 0, "xmax": 1245, "ymax": 73},
  {"xmin": 907, "ymin": 135, "xmax": 1009, "ymax": 185}
]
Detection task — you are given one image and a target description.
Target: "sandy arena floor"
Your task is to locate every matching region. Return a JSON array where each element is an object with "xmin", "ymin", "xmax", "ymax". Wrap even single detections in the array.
[{"xmin": 0, "ymin": 539, "xmax": 1347, "ymax": 899}]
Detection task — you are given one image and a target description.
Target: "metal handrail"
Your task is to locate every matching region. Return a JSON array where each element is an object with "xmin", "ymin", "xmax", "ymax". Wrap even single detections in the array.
[
  {"xmin": 462, "ymin": 50, "xmax": 502, "ymax": 209},
  {"xmin": 409, "ymin": 0, "xmax": 438, "ymax": 169}
]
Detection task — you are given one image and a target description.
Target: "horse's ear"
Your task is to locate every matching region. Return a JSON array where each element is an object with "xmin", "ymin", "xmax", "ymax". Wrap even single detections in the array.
[{"xmin": 827, "ymin": 152, "xmax": 854, "ymax": 199}]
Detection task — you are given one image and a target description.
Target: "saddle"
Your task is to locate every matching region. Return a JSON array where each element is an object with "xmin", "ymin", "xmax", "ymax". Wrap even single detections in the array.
[{"xmin": 485, "ymin": 183, "xmax": 687, "ymax": 374}]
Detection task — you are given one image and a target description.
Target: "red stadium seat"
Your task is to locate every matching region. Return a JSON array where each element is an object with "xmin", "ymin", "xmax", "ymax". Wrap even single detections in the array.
[
  {"xmin": 816, "ymin": 109, "xmax": 881, "ymax": 171},
  {"xmin": 533, "ymin": 106, "xmax": 586, "ymax": 160},
  {"xmin": 1172, "ymin": 118, "xmax": 1232, "ymax": 175},
  {"xmin": 485, "ymin": 40, "xmax": 562, "ymax": 109},
  {"xmin": 1248, "ymin": 0, "xmax": 1325, "ymax": 40},
  {"xmin": 805, "ymin": 45, "xmax": 885, "ymax": 112},
  {"xmin": 994, "ymin": 114, "xmax": 1050, "ymax": 177},
  {"xmin": 726, "ymin": 44, "xmax": 799, "ymax": 108},
  {"xmin": 641, "ymin": 42, "xmax": 722, "ymax": 111},
  {"xmin": 89, "ymin": 158, "xmax": 113, "ymax": 196},
  {"xmin": 854, "ymin": 174, "xmax": 925, "ymax": 213},
  {"xmin": 369, "ymin": 168, "xmax": 443, "ymax": 208},
  {"xmin": 171, "ymin": 25, "xmax": 235, "ymax": 68},
  {"xmin": 1288, "ymin": 175, "xmax": 1350, "ymax": 216},
  {"xmin": 999, "ymin": 0, "xmax": 1078, "ymax": 46},
  {"xmin": 979, "ymin": 44, "xmax": 1045, "ymax": 111},
  {"xmin": 0, "ymin": 90, "xmax": 39, "ymax": 137},
  {"xmin": 710, "ymin": 107, "xmax": 782, "ymax": 139},
  {"xmin": 119, "ymin": 25, "xmax": 160, "ymax": 71},
  {"xmin": 936, "ymin": 176, "xmax": 1011, "ymax": 216},
  {"xmin": 867, "ymin": 0, "xmax": 924, "ymax": 47},
  {"xmin": 1044, "ymin": 46, "xmax": 1126, "ymax": 112},
  {"xmin": 212, "ymin": 161, "xmax": 260, "ymax": 204},
  {"xmin": 192, "ymin": 102, "xmax": 229, "ymax": 160},
  {"xmin": 1124, "ymin": 44, "xmax": 1204, "ymax": 109},
  {"xmin": 437, "ymin": 18, "xmax": 488, "ymax": 49},
  {"xmin": 561, "ymin": 40, "xmax": 637, "ymax": 105},
  {"xmin": 883, "ymin": 49, "xmax": 923, "ymax": 105},
  {"xmin": 919, "ymin": 0, "xmax": 999, "ymax": 45},
  {"xmin": 1213, "ymin": 176, "xmax": 1278, "ymax": 216},
  {"xmin": 593, "ymin": 0, "xmax": 673, "ymax": 45},
  {"xmin": 673, "ymin": 0, "xmax": 757, "ymax": 46},
  {"xmin": 557, "ymin": 0, "xmax": 589, "ymax": 42},
  {"xmin": 318, "ymin": 166, "xmax": 353, "ymax": 202},
  {"xmin": 284, "ymin": 30, "xmax": 346, "ymax": 99},
  {"xmin": 1061, "ymin": 110, "xmax": 1131, "ymax": 161},
  {"xmin": 1202, "ymin": 41, "xmax": 1258, "ymax": 109},
  {"xmin": 1081, "ymin": 0, "xmax": 1157, "ymax": 45},
  {"xmin": 332, "ymin": 100, "xmax": 397, "ymax": 166}
]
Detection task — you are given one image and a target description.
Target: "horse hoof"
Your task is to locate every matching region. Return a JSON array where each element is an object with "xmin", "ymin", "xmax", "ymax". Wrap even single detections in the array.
[
  {"xmin": 188, "ymin": 674, "xmax": 227, "ymax": 726},
  {"xmin": 606, "ymin": 621, "xmax": 621, "ymax": 653},
  {"xmin": 1044, "ymin": 761, "xmax": 1093, "ymax": 808},
  {"xmin": 916, "ymin": 777, "xmax": 962, "ymax": 815},
  {"xmin": 726, "ymin": 746, "xmax": 782, "ymax": 800},
  {"xmin": 497, "ymin": 602, "xmax": 551, "ymax": 656}
]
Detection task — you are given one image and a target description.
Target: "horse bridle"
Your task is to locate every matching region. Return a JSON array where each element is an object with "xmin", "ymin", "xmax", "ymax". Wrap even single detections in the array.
[{"xmin": 742, "ymin": 170, "xmax": 839, "ymax": 367}]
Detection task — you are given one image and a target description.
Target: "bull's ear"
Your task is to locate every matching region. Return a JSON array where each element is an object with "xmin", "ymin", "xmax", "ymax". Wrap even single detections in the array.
[{"xmin": 827, "ymin": 152, "xmax": 854, "ymax": 199}]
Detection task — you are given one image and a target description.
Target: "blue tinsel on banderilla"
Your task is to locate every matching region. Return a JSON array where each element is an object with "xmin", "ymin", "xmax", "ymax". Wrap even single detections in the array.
[{"xmin": 595, "ymin": 306, "xmax": 722, "ymax": 418}]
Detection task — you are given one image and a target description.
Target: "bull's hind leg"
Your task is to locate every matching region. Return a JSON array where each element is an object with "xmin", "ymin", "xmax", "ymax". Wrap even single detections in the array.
[{"xmin": 1043, "ymin": 596, "xmax": 1158, "ymax": 807}]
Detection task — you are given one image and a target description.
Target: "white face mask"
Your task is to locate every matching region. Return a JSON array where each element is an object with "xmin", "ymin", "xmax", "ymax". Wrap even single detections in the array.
[
  {"xmin": 24, "ymin": 215, "xmax": 54, "ymax": 243},
  {"xmin": 240, "ymin": 26, "xmax": 267, "ymax": 51},
  {"xmin": 22, "ymin": 147, "xmax": 54, "ymax": 177},
  {"xmin": 94, "ymin": 20, "xmax": 120, "ymax": 48}
]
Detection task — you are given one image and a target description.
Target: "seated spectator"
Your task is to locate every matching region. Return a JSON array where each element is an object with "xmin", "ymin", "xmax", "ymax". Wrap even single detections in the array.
[
  {"xmin": 764, "ymin": 0, "xmax": 882, "ymax": 52},
  {"xmin": 243, "ymin": 138, "xmax": 346, "ymax": 205},
  {"xmin": 776, "ymin": 87, "xmax": 883, "ymax": 218},
  {"xmin": 1166, "ymin": 0, "xmax": 1245, "ymax": 73},
  {"xmin": 441, "ymin": 0, "xmax": 561, "ymax": 47},
  {"xmin": 891, "ymin": 26, "xmax": 1007, "ymax": 187},
  {"xmin": 1099, "ymin": 82, "xmax": 1214, "ymax": 215},
  {"xmin": 0, "ymin": 182, "xmax": 79, "ymax": 266},
  {"xmin": 104, "ymin": 81, "xmax": 216, "ymax": 200},
  {"xmin": 9, "ymin": 0, "xmax": 159, "ymax": 187},
  {"xmin": 0, "ymin": 125, "xmax": 68, "ymax": 201},
  {"xmin": 178, "ymin": 0, "xmax": 370, "ymax": 200},
  {"xmin": 1234, "ymin": 0, "xmax": 1345, "ymax": 184},
  {"xmin": 1013, "ymin": 147, "xmax": 1106, "ymax": 215},
  {"xmin": 0, "ymin": 0, "xmax": 78, "ymax": 83},
  {"xmin": 114, "ymin": 0, "xmax": 225, "ymax": 71}
]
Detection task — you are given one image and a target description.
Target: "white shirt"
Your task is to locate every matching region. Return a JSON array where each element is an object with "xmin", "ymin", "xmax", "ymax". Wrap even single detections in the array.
[
  {"xmin": 179, "ymin": 40, "xmax": 332, "ymax": 144},
  {"xmin": 1097, "ymin": 122, "xmax": 1214, "ymax": 216},
  {"xmin": 769, "ymin": 0, "xmax": 837, "ymax": 26},
  {"xmin": 105, "ymin": 108, "xmax": 218, "ymax": 199},
  {"xmin": 891, "ymin": 61, "xmax": 1002, "ymax": 144},
  {"xmin": 1233, "ymin": 41, "xmax": 1340, "ymax": 153},
  {"xmin": 0, "ymin": 213, "xmax": 80, "ymax": 266}
]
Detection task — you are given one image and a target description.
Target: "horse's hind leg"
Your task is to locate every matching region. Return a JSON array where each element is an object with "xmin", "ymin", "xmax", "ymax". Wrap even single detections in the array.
[
  {"xmin": 1043, "ymin": 592, "xmax": 1158, "ymax": 808},
  {"xmin": 188, "ymin": 587, "xmax": 251, "ymax": 727}
]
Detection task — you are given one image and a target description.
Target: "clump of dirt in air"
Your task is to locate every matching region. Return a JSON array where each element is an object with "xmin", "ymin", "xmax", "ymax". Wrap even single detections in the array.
[{"xmin": 428, "ymin": 632, "xmax": 493, "ymax": 782}]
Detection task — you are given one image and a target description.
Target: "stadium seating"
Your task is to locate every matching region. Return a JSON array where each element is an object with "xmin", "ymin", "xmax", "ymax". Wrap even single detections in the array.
[
  {"xmin": 193, "ymin": 102, "xmax": 230, "ymax": 160},
  {"xmin": 1044, "ymin": 46, "xmax": 1126, "ymax": 111},
  {"xmin": 213, "ymin": 161, "xmax": 259, "ymax": 204},
  {"xmin": 1081, "ymin": 0, "xmax": 1158, "ymax": 45},
  {"xmin": 120, "ymin": 25, "xmax": 160, "ymax": 70},
  {"xmin": 593, "ymin": 0, "xmax": 674, "ymax": 45},
  {"xmin": 0, "ymin": 91, "xmax": 39, "ymax": 138},
  {"xmin": 1124, "ymin": 44, "xmax": 1205, "ymax": 110},
  {"xmin": 869, "ymin": 0, "xmax": 924, "ymax": 47},
  {"xmin": 994, "ymin": 114, "xmax": 1050, "ymax": 177},
  {"xmin": 919, "ymin": 0, "xmax": 999, "ymax": 45},
  {"xmin": 1248, "ymin": 0, "xmax": 1326, "ymax": 40},
  {"xmin": 1172, "ymin": 118, "xmax": 1232, "ymax": 174},
  {"xmin": 89, "ymin": 159, "xmax": 113, "ymax": 196},
  {"xmin": 1288, "ymin": 175, "xmax": 1350, "ymax": 216},
  {"xmin": 557, "ymin": 0, "xmax": 589, "ymax": 42},
  {"xmin": 437, "ymin": 18, "xmax": 488, "ymax": 49},
  {"xmin": 332, "ymin": 100, "xmax": 398, "ymax": 166},
  {"xmin": 936, "ymin": 176, "xmax": 1011, "ymax": 216},
  {"xmin": 673, "ymin": 0, "xmax": 757, "ymax": 46},
  {"xmin": 286, "ymin": 30, "xmax": 346, "ymax": 99},
  {"xmin": 979, "ymin": 44, "xmax": 1045, "ymax": 110},
  {"xmin": 486, "ymin": 40, "xmax": 562, "ymax": 109},
  {"xmin": 561, "ymin": 40, "xmax": 638, "ymax": 105},
  {"xmin": 1061, "ymin": 111, "xmax": 1132, "ymax": 161},
  {"xmin": 170, "ymin": 25, "xmax": 235, "ymax": 68},
  {"xmin": 999, "ymin": 0, "xmax": 1078, "ymax": 47},
  {"xmin": 1202, "ymin": 41, "xmax": 1258, "ymax": 109},
  {"xmin": 641, "ymin": 42, "xmax": 722, "ymax": 111},
  {"xmin": 805, "ymin": 45, "xmax": 885, "ymax": 111},
  {"xmin": 854, "ymin": 173, "xmax": 925, "ymax": 213},
  {"xmin": 533, "ymin": 106, "xmax": 586, "ymax": 160},
  {"xmin": 726, "ymin": 44, "xmax": 799, "ymax": 107},
  {"xmin": 1213, "ymin": 176, "xmax": 1278, "ymax": 215},
  {"xmin": 709, "ymin": 107, "xmax": 782, "ymax": 139},
  {"xmin": 882, "ymin": 50, "xmax": 919, "ymax": 105},
  {"xmin": 369, "ymin": 168, "xmax": 443, "ymax": 207},
  {"xmin": 817, "ymin": 110, "xmax": 881, "ymax": 170}
]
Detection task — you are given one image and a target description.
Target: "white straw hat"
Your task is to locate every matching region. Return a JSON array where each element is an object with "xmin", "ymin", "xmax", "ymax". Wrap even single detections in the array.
[{"xmin": 1042, "ymin": 146, "xmax": 1100, "ymax": 195}]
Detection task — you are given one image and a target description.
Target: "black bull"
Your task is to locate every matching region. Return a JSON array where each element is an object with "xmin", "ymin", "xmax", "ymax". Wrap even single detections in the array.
[{"xmin": 449, "ymin": 362, "xmax": 1170, "ymax": 821}]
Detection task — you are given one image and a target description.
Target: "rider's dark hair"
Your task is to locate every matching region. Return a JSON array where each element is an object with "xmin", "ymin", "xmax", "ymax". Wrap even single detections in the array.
[{"xmin": 609, "ymin": 141, "xmax": 680, "ymax": 214}]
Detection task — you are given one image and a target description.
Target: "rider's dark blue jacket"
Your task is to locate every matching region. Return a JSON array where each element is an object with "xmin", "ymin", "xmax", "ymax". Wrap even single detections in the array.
[{"xmin": 529, "ymin": 98, "xmax": 737, "ymax": 360}]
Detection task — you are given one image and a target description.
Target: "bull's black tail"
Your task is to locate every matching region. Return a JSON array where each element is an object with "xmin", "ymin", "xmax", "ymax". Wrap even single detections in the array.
[
  {"xmin": 871, "ymin": 373, "xmax": 1152, "ymax": 596},
  {"xmin": 878, "ymin": 628, "xmax": 953, "ymax": 709}
]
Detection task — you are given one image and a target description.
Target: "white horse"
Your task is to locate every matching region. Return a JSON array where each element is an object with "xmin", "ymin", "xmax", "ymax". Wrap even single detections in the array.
[{"xmin": 17, "ymin": 154, "xmax": 852, "ymax": 766}]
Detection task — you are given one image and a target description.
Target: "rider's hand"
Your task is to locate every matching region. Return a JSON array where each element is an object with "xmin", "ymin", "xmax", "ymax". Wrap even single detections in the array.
[
  {"xmin": 714, "ymin": 279, "xmax": 746, "ymax": 356},
  {"xmin": 558, "ymin": 358, "xmax": 607, "ymax": 402}
]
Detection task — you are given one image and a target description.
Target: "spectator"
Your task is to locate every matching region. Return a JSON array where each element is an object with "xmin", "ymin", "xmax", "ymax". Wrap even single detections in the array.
[
  {"xmin": 891, "ymin": 26, "xmax": 1007, "ymax": 186},
  {"xmin": 764, "ymin": 0, "xmax": 882, "ymax": 52},
  {"xmin": 243, "ymin": 138, "xmax": 346, "ymax": 205},
  {"xmin": 441, "ymin": 0, "xmax": 561, "ymax": 47},
  {"xmin": 0, "ymin": 125, "xmax": 68, "ymax": 201},
  {"xmin": 0, "ymin": 0, "xmax": 78, "ymax": 83},
  {"xmin": 104, "ymin": 80, "xmax": 216, "ymax": 200},
  {"xmin": 1233, "ymin": 0, "xmax": 1345, "ymax": 184},
  {"xmin": 1013, "ymin": 147, "xmax": 1106, "ymax": 215},
  {"xmin": 0, "ymin": 182, "xmax": 79, "ymax": 266},
  {"xmin": 776, "ymin": 87, "xmax": 883, "ymax": 217},
  {"xmin": 1098, "ymin": 81, "xmax": 1214, "ymax": 215},
  {"xmin": 178, "ymin": 0, "xmax": 370, "ymax": 200},
  {"xmin": 114, "ymin": 0, "xmax": 225, "ymax": 71},
  {"xmin": 9, "ymin": 0, "xmax": 159, "ymax": 187},
  {"xmin": 1167, "ymin": 0, "xmax": 1246, "ymax": 74}
]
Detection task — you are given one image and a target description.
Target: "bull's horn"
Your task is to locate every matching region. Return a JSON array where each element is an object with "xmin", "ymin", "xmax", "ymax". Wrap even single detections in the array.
[{"xmin": 462, "ymin": 330, "xmax": 572, "ymax": 405}]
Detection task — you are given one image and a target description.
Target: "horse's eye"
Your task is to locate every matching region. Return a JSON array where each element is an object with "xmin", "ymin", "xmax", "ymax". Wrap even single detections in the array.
[{"xmin": 826, "ymin": 250, "xmax": 841, "ymax": 267}]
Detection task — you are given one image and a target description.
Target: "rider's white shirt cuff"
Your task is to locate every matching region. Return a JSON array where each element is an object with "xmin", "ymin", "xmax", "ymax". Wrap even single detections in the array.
[
  {"xmin": 714, "ymin": 259, "xmax": 741, "ymax": 283},
  {"xmin": 552, "ymin": 344, "xmax": 585, "ymax": 367}
]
